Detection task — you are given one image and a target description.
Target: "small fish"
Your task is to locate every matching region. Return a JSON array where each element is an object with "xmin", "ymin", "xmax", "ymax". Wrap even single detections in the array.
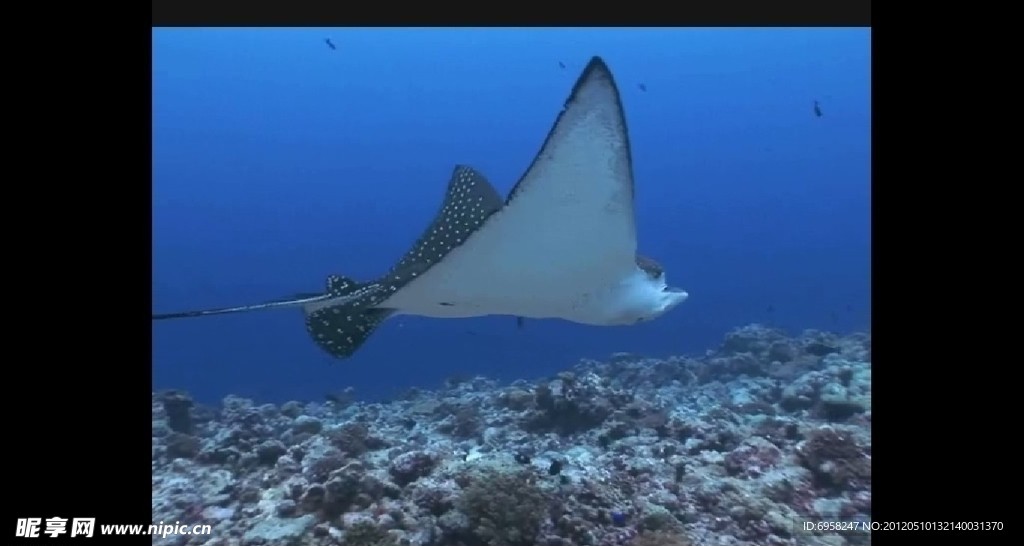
[
  {"xmin": 325, "ymin": 38, "xmax": 336, "ymax": 50},
  {"xmin": 516, "ymin": 316, "xmax": 525, "ymax": 329},
  {"xmin": 637, "ymin": 83, "xmax": 647, "ymax": 92},
  {"xmin": 558, "ymin": 61, "xmax": 565, "ymax": 69},
  {"xmin": 813, "ymin": 99, "xmax": 823, "ymax": 117}
]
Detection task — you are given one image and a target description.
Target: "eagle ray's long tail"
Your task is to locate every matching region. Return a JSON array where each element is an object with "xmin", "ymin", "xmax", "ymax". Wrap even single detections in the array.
[{"xmin": 152, "ymin": 293, "xmax": 330, "ymax": 320}]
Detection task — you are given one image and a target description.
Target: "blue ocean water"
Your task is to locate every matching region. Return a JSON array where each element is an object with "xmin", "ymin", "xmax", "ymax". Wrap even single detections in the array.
[{"xmin": 152, "ymin": 27, "xmax": 871, "ymax": 405}]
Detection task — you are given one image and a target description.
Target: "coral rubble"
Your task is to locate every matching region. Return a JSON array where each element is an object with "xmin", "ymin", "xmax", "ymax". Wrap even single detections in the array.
[{"xmin": 152, "ymin": 324, "xmax": 871, "ymax": 546}]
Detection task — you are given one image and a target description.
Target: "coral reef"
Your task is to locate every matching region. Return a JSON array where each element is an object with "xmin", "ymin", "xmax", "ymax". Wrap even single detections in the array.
[{"xmin": 152, "ymin": 324, "xmax": 871, "ymax": 546}]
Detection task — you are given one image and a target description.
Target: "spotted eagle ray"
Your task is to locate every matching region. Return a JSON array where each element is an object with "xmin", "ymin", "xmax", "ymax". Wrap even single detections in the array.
[{"xmin": 153, "ymin": 56, "xmax": 689, "ymax": 358}]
